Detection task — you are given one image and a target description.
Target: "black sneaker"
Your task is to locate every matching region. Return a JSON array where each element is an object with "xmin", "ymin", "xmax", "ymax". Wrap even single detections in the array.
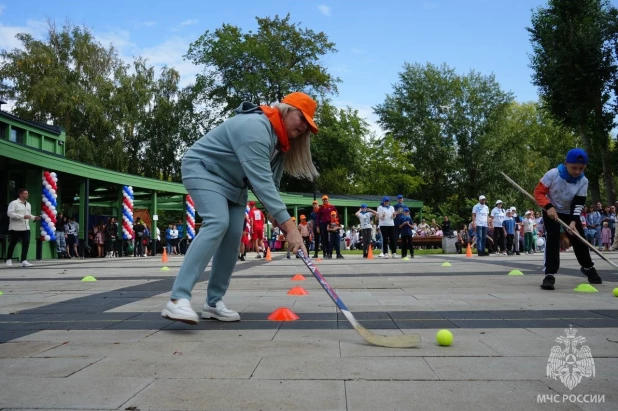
[
  {"xmin": 515, "ymin": 252, "xmax": 521, "ymax": 255},
  {"xmin": 541, "ymin": 274, "xmax": 555, "ymax": 290},
  {"xmin": 336, "ymin": 254, "xmax": 344, "ymax": 259},
  {"xmin": 312, "ymin": 254, "xmax": 319, "ymax": 258},
  {"xmin": 581, "ymin": 267, "xmax": 602, "ymax": 284},
  {"xmin": 256, "ymin": 254, "xmax": 261, "ymax": 259},
  {"xmin": 239, "ymin": 256, "xmax": 245, "ymax": 261}
]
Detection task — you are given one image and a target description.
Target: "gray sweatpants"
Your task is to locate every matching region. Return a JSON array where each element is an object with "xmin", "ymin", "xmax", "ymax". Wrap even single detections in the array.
[{"xmin": 170, "ymin": 189, "xmax": 245, "ymax": 307}]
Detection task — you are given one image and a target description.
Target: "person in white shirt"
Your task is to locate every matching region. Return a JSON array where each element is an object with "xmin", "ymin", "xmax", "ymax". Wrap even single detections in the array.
[
  {"xmin": 490, "ymin": 200, "xmax": 507, "ymax": 255},
  {"xmin": 171, "ymin": 226, "xmax": 179, "ymax": 254},
  {"xmin": 355, "ymin": 204, "xmax": 377, "ymax": 258},
  {"xmin": 5, "ymin": 189, "xmax": 40, "ymax": 267},
  {"xmin": 472, "ymin": 195, "xmax": 490, "ymax": 256},
  {"xmin": 377, "ymin": 196, "xmax": 397, "ymax": 258}
]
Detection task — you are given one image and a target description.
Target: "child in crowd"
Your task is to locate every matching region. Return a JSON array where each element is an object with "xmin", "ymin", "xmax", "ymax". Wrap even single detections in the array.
[
  {"xmin": 398, "ymin": 208, "xmax": 414, "ymax": 259},
  {"xmin": 502, "ymin": 209, "xmax": 515, "ymax": 256},
  {"xmin": 601, "ymin": 221, "xmax": 612, "ymax": 251},
  {"xmin": 523, "ymin": 211, "xmax": 536, "ymax": 254}
]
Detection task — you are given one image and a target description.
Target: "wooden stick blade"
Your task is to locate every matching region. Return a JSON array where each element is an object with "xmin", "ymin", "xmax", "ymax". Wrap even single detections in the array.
[{"xmin": 342, "ymin": 310, "xmax": 421, "ymax": 348}]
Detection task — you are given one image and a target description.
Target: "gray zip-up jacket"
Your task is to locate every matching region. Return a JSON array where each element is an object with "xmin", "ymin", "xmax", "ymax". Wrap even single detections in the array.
[{"xmin": 182, "ymin": 102, "xmax": 291, "ymax": 225}]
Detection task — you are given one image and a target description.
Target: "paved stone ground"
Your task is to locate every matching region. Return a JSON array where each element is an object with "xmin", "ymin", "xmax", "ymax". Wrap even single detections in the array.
[{"xmin": 0, "ymin": 252, "xmax": 617, "ymax": 410}]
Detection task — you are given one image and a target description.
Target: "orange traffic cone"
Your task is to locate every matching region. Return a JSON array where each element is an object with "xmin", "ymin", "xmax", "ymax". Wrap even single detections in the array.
[
  {"xmin": 287, "ymin": 286, "xmax": 309, "ymax": 296},
  {"xmin": 291, "ymin": 274, "xmax": 306, "ymax": 281},
  {"xmin": 264, "ymin": 247, "xmax": 272, "ymax": 261},
  {"xmin": 367, "ymin": 246, "xmax": 374, "ymax": 260},
  {"xmin": 466, "ymin": 243, "xmax": 473, "ymax": 258},
  {"xmin": 267, "ymin": 307, "xmax": 299, "ymax": 321},
  {"xmin": 161, "ymin": 249, "xmax": 169, "ymax": 263}
]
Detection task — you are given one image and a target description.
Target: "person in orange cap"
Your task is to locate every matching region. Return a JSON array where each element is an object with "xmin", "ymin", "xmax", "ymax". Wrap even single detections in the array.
[
  {"xmin": 326, "ymin": 210, "xmax": 344, "ymax": 259},
  {"xmin": 248, "ymin": 201, "xmax": 266, "ymax": 259},
  {"xmin": 309, "ymin": 200, "xmax": 321, "ymax": 258},
  {"xmin": 161, "ymin": 91, "xmax": 320, "ymax": 325},
  {"xmin": 318, "ymin": 195, "xmax": 337, "ymax": 258},
  {"xmin": 298, "ymin": 214, "xmax": 311, "ymax": 256},
  {"xmin": 286, "ymin": 216, "xmax": 298, "ymax": 259}
]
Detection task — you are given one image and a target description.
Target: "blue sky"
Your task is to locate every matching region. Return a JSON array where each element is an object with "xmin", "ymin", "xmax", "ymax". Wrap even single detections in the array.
[{"xmin": 0, "ymin": 0, "xmax": 549, "ymax": 133}]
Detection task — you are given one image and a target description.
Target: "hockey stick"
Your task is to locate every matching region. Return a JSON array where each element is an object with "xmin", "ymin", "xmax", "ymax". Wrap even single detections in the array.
[
  {"xmin": 245, "ymin": 180, "xmax": 420, "ymax": 347},
  {"xmin": 501, "ymin": 171, "xmax": 618, "ymax": 270},
  {"xmin": 294, "ymin": 247, "xmax": 421, "ymax": 348}
]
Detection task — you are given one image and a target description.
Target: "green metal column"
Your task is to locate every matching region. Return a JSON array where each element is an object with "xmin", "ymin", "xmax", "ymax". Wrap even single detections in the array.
[
  {"xmin": 78, "ymin": 178, "xmax": 89, "ymax": 257},
  {"xmin": 344, "ymin": 207, "xmax": 348, "ymax": 228},
  {"xmin": 150, "ymin": 191, "xmax": 158, "ymax": 256},
  {"xmin": 293, "ymin": 206, "xmax": 298, "ymax": 222}
]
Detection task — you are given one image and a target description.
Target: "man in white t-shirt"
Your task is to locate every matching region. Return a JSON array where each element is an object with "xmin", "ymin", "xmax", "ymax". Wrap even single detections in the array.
[
  {"xmin": 377, "ymin": 197, "xmax": 397, "ymax": 258},
  {"xmin": 472, "ymin": 195, "xmax": 490, "ymax": 256},
  {"xmin": 490, "ymin": 200, "xmax": 507, "ymax": 255}
]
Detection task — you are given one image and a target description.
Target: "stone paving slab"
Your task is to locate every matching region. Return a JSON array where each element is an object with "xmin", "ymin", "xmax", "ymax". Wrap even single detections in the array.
[
  {"xmin": 123, "ymin": 379, "xmax": 346, "ymax": 411},
  {"xmin": 345, "ymin": 380, "xmax": 583, "ymax": 411},
  {"xmin": 0, "ymin": 357, "xmax": 102, "ymax": 378},
  {"xmin": 0, "ymin": 376, "xmax": 153, "ymax": 409}
]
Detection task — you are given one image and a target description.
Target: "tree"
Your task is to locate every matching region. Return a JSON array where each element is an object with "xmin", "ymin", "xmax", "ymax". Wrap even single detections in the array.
[
  {"xmin": 186, "ymin": 14, "xmax": 341, "ymax": 116},
  {"xmin": 374, "ymin": 62, "xmax": 513, "ymax": 216},
  {"xmin": 0, "ymin": 21, "xmax": 122, "ymax": 167},
  {"xmin": 528, "ymin": 0, "xmax": 618, "ymax": 204}
]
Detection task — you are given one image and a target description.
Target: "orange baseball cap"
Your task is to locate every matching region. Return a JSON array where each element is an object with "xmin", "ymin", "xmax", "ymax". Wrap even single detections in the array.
[
  {"xmin": 300, "ymin": 215, "xmax": 306, "ymax": 220},
  {"xmin": 322, "ymin": 195, "xmax": 328, "ymax": 200},
  {"xmin": 291, "ymin": 216, "xmax": 296, "ymax": 221},
  {"xmin": 281, "ymin": 92, "xmax": 319, "ymax": 134},
  {"xmin": 330, "ymin": 211, "xmax": 337, "ymax": 216}
]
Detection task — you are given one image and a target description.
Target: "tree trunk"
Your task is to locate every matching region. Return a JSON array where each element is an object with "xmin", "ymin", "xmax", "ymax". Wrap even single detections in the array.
[
  {"xmin": 601, "ymin": 140, "xmax": 616, "ymax": 205},
  {"xmin": 579, "ymin": 128, "xmax": 601, "ymax": 202}
]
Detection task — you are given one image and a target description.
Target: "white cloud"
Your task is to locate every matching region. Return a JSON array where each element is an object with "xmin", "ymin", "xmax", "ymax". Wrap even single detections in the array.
[
  {"xmin": 317, "ymin": 5, "xmax": 331, "ymax": 16},
  {"xmin": 96, "ymin": 29, "xmax": 135, "ymax": 54},
  {"xmin": 179, "ymin": 19, "xmax": 198, "ymax": 27},
  {"xmin": 140, "ymin": 36, "xmax": 201, "ymax": 87},
  {"xmin": 0, "ymin": 19, "xmax": 46, "ymax": 51}
]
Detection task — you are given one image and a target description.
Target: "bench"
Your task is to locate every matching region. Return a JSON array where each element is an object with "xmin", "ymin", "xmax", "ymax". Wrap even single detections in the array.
[{"xmin": 396, "ymin": 236, "xmax": 443, "ymax": 249}]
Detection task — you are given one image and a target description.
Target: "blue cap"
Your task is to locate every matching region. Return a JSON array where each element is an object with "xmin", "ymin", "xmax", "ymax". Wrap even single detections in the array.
[
  {"xmin": 566, "ymin": 148, "xmax": 588, "ymax": 165},
  {"xmin": 382, "ymin": 196, "xmax": 390, "ymax": 202},
  {"xmin": 361, "ymin": 204, "xmax": 367, "ymax": 208},
  {"xmin": 403, "ymin": 207, "xmax": 410, "ymax": 212},
  {"xmin": 397, "ymin": 194, "xmax": 403, "ymax": 199}
]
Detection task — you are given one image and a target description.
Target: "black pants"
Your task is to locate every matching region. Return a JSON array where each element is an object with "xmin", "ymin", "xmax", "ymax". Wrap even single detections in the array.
[
  {"xmin": 362, "ymin": 228, "xmax": 372, "ymax": 255},
  {"xmin": 6, "ymin": 230, "xmax": 31, "ymax": 262},
  {"xmin": 543, "ymin": 211, "xmax": 593, "ymax": 274},
  {"xmin": 380, "ymin": 226, "xmax": 396, "ymax": 254},
  {"xmin": 400, "ymin": 235, "xmax": 413, "ymax": 257},
  {"xmin": 313, "ymin": 229, "xmax": 320, "ymax": 255},
  {"xmin": 329, "ymin": 232, "xmax": 340, "ymax": 255},
  {"xmin": 493, "ymin": 227, "xmax": 506, "ymax": 252},
  {"xmin": 302, "ymin": 236, "xmax": 311, "ymax": 253},
  {"xmin": 134, "ymin": 236, "xmax": 144, "ymax": 256},
  {"xmin": 320, "ymin": 222, "xmax": 330, "ymax": 256},
  {"xmin": 505, "ymin": 234, "xmax": 514, "ymax": 253}
]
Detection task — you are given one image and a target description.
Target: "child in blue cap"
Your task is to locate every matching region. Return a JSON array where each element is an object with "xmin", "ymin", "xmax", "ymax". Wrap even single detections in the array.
[
  {"xmin": 533, "ymin": 148, "xmax": 602, "ymax": 290},
  {"xmin": 398, "ymin": 208, "xmax": 414, "ymax": 259}
]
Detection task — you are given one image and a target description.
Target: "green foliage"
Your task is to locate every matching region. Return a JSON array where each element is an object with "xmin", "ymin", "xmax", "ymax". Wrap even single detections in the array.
[
  {"xmin": 186, "ymin": 14, "xmax": 341, "ymax": 116},
  {"xmin": 528, "ymin": 0, "xmax": 618, "ymax": 203}
]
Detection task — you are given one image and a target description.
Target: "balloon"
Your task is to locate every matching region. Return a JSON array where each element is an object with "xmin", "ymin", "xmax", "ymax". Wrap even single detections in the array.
[
  {"xmin": 45, "ymin": 217, "xmax": 51, "ymax": 223},
  {"xmin": 44, "ymin": 235, "xmax": 51, "ymax": 241},
  {"xmin": 50, "ymin": 172, "xmax": 57, "ymax": 178},
  {"xmin": 536, "ymin": 238, "xmax": 545, "ymax": 247},
  {"xmin": 45, "ymin": 201, "xmax": 52, "ymax": 207},
  {"xmin": 44, "ymin": 171, "xmax": 50, "ymax": 177},
  {"xmin": 53, "ymin": 193, "xmax": 57, "ymax": 199},
  {"xmin": 52, "ymin": 210, "xmax": 58, "ymax": 215},
  {"xmin": 49, "ymin": 189, "xmax": 56, "ymax": 195}
]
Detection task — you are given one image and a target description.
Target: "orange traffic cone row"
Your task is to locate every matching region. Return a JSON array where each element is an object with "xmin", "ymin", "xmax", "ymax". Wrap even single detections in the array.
[
  {"xmin": 161, "ymin": 249, "xmax": 169, "ymax": 263},
  {"xmin": 287, "ymin": 286, "xmax": 309, "ymax": 296},
  {"xmin": 367, "ymin": 246, "xmax": 374, "ymax": 260},
  {"xmin": 291, "ymin": 274, "xmax": 306, "ymax": 281},
  {"xmin": 267, "ymin": 307, "xmax": 299, "ymax": 321},
  {"xmin": 264, "ymin": 247, "xmax": 272, "ymax": 261},
  {"xmin": 466, "ymin": 243, "xmax": 473, "ymax": 258}
]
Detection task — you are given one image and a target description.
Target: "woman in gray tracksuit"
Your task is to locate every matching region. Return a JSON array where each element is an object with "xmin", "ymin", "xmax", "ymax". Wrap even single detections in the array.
[{"xmin": 161, "ymin": 92, "xmax": 319, "ymax": 324}]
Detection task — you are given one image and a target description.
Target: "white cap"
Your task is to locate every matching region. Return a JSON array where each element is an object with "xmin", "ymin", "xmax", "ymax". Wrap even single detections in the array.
[
  {"xmin": 479, "ymin": 195, "xmax": 486, "ymax": 200},
  {"xmin": 525, "ymin": 210, "xmax": 532, "ymax": 215},
  {"xmin": 496, "ymin": 199, "xmax": 503, "ymax": 205},
  {"xmin": 510, "ymin": 207, "xmax": 516, "ymax": 211}
]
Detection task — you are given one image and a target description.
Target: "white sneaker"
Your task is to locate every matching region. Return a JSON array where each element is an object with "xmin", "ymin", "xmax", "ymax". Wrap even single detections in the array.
[
  {"xmin": 202, "ymin": 300, "xmax": 241, "ymax": 322},
  {"xmin": 391, "ymin": 253, "xmax": 398, "ymax": 259},
  {"xmin": 5, "ymin": 260, "xmax": 12, "ymax": 267},
  {"xmin": 161, "ymin": 299, "xmax": 199, "ymax": 324},
  {"xmin": 378, "ymin": 253, "xmax": 385, "ymax": 258},
  {"xmin": 21, "ymin": 261, "xmax": 33, "ymax": 267},
  {"xmin": 384, "ymin": 254, "xmax": 390, "ymax": 259}
]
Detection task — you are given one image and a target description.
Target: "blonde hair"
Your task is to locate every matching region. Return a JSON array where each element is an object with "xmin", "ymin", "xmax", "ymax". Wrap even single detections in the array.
[{"xmin": 274, "ymin": 103, "xmax": 319, "ymax": 180}]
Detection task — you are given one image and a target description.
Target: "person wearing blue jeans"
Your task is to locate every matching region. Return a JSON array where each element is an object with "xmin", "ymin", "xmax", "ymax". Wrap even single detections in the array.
[
  {"xmin": 472, "ymin": 195, "xmax": 490, "ymax": 256},
  {"xmin": 160, "ymin": 92, "xmax": 319, "ymax": 325}
]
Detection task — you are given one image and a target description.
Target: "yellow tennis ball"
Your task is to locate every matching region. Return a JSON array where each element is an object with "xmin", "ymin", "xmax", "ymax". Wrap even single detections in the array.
[
  {"xmin": 613, "ymin": 288, "xmax": 618, "ymax": 297},
  {"xmin": 436, "ymin": 329, "xmax": 453, "ymax": 346}
]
